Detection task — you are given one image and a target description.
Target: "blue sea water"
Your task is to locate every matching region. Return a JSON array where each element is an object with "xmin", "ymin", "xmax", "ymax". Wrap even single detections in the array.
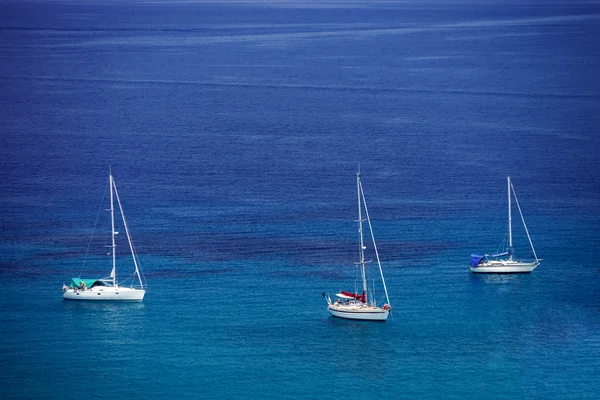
[{"xmin": 1, "ymin": 0, "xmax": 599, "ymax": 398}]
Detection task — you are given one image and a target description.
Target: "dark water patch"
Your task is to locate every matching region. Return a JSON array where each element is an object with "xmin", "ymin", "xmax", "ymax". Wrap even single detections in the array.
[
  {"xmin": 268, "ymin": 267, "xmax": 345, "ymax": 281},
  {"xmin": 4, "ymin": 75, "xmax": 599, "ymax": 101}
]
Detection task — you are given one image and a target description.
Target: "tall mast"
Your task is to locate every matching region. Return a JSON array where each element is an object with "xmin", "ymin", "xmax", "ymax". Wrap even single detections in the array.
[
  {"xmin": 357, "ymin": 169, "xmax": 368, "ymax": 303},
  {"xmin": 507, "ymin": 176, "xmax": 512, "ymax": 260},
  {"xmin": 109, "ymin": 172, "xmax": 117, "ymax": 287}
]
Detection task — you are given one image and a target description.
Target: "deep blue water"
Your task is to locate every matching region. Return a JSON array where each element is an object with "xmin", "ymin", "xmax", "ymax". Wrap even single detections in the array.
[{"xmin": 1, "ymin": 0, "xmax": 599, "ymax": 398}]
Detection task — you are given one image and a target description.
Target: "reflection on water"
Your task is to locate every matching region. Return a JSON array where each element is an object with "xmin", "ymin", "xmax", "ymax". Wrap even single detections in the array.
[
  {"xmin": 61, "ymin": 300, "xmax": 146, "ymax": 345},
  {"xmin": 470, "ymin": 272, "xmax": 530, "ymax": 285},
  {"xmin": 62, "ymin": 299, "xmax": 145, "ymax": 312}
]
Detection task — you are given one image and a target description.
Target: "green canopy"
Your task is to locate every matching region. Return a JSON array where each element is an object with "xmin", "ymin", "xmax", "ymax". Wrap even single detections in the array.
[{"xmin": 69, "ymin": 278, "xmax": 107, "ymax": 289}]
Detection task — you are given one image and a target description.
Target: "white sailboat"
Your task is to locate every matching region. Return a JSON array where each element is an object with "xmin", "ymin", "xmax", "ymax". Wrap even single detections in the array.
[
  {"xmin": 63, "ymin": 172, "xmax": 146, "ymax": 301},
  {"xmin": 470, "ymin": 176, "xmax": 540, "ymax": 274},
  {"xmin": 323, "ymin": 169, "xmax": 391, "ymax": 321}
]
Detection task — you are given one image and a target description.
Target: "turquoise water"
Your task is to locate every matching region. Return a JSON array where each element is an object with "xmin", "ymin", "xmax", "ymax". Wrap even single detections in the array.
[{"xmin": 1, "ymin": 1, "xmax": 599, "ymax": 399}]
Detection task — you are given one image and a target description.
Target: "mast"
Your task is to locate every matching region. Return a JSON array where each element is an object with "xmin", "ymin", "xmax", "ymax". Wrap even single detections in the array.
[
  {"xmin": 507, "ymin": 176, "xmax": 512, "ymax": 260},
  {"xmin": 109, "ymin": 172, "xmax": 117, "ymax": 287},
  {"xmin": 357, "ymin": 169, "xmax": 368, "ymax": 304}
]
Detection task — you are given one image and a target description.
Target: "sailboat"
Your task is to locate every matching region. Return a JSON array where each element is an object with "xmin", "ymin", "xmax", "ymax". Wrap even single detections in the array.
[
  {"xmin": 323, "ymin": 169, "xmax": 391, "ymax": 321},
  {"xmin": 470, "ymin": 176, "xmax": 540, "ymax": 274},
  {"xmin": 63, "ymin": 172, "xmax": 146, "ymax": 301}
]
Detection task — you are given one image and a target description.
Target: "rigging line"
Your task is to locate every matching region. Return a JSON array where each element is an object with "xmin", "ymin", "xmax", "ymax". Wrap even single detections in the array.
[
  {"xmin": 510, "ymin": 182, "xmax": 539, "ymax": 262},
  {"xmin": 117, "ymin": 221, "xmax": 147, "ymax": 287},
  {"xmin": 112, "ymin": 178, "xmax": 145, "ymax": 289},
  {"xmin": 359, "ymin": 180, "xmax": 391, "ymax": 307},
  {"xmin": 78, "ymin": 178, "xmax": 110, "ymax": 278},
  {"xmin": 496, "ymin": 233, "xmax": 508, "ymax": 255},
  {"xmin": 122, "ymin": 232, "xmax": 147, "ymax": 287},
  {"xmin": 371, "ymin": 277, "xmax": 376, "ymax": 306},
  {"xmin": 487, "ymin": 187, "xmax": 503, "ymax": 248}
]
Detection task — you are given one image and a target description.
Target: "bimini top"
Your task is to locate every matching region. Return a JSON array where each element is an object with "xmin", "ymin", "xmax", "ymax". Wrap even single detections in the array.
[{"xmin": 69, "ymin": 278, "xmax": 108, "ymax": 289}]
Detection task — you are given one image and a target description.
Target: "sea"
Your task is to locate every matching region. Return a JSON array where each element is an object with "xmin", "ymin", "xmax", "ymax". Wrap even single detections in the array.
[{"xmin": 1, "ymin": 0, "xmax": 599, "ymax": 399}]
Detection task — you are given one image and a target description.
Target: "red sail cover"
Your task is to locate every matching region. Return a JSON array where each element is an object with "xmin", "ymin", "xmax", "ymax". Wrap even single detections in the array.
[{"xmin": 341, "ymin": 291, "xmax": 366, "ymax": 303}]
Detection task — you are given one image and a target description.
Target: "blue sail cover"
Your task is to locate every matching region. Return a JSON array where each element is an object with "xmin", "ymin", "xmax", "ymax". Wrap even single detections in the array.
[
  {"xmin": 472, "ymin": 247, "xmax": 512, "ymax": 266},
  {"xmin": 490, "ymin": 246, "xmax": 512, "ymax": 258},
  {"xmin": 471, "ymin": 255, "xmax": 485, "ymax": 267}
]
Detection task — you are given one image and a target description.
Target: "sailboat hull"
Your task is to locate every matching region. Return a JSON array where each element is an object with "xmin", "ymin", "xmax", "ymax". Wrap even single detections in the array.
[
  {"xmin": 328, "ymin": 305, "xmax": 389, "ymax": 321},
  {"xmin": 470, "ymin": 261, "xmax": 539, "ymax": 274},
  {"xmin": 63, "ymin": 286, "xmax": 145, "ymax": 301}
]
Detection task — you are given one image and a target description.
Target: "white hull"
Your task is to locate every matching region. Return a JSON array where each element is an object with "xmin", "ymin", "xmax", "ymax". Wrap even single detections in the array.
[
  {"xmin": 328, "ymin": 304, "xmax": 389, "ymax": 321},
  {"xmin": 63, "ymin": 286, "xmax": 145, "ymax": 301},
  {"xmin": 470, "ymin": 260, "xmax": 539, "ymax": 274}
]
